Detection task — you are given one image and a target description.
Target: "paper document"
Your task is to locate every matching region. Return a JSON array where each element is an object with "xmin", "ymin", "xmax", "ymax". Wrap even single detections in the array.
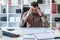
[
  {"xmin": 34, "ymin": 33, "xmax": 56, "ymax": 39},
  {"xmin": 54, "ymin": 31, "xmax": 60, "ymax": 37}
]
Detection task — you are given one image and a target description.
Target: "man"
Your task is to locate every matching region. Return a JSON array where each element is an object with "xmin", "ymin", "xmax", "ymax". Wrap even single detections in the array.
[{"xmin": 20, "ymin": 2, "xmax": 49, "ymax": 27}]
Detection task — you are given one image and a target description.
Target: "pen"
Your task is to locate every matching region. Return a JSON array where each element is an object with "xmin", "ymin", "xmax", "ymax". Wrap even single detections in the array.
[
  {"xmin": 54, "ymin": 37, "xmax": 60, "ymax": 39},
  {"xmin": 51, "ymin": 28, "xmax": 56, "ymax": 30}
]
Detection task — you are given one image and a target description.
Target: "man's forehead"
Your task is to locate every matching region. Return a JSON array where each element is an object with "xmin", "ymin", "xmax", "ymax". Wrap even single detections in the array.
[
  {"xmin": 31, "ymin": 6, "xmax": 37, "ymax": 8},
  {"xmin": 31, "ymin": 6, "xmax": 37, "ymax": 9}
]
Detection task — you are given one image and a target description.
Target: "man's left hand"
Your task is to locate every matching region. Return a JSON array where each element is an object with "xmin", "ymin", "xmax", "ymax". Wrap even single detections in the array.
[{"xmin": 37, "ymin": 8, "xmax": 43, "ymax": 16}]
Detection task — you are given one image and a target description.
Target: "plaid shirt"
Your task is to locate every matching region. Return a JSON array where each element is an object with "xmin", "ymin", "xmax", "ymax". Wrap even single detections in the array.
[{"xmin": 22, "ymin": 11, "xmax": 42, "ymax": 27}]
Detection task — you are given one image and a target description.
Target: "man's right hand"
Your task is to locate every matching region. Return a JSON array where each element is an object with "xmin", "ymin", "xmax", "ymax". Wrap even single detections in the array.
[{"xmin": 28, "ymin": 7, "xmax": 33, "ymax": 15}]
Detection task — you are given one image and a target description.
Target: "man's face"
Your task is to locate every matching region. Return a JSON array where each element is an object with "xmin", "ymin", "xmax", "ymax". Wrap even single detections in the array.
[{"xmin": 30, "ymin": 6, "xmax": 38, "ymax": 14}]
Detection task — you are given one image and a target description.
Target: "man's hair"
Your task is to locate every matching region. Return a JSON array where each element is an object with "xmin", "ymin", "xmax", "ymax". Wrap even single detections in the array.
[{"xmin": 31, "ymin": 1, "xmax": 38, "ymax": 7}]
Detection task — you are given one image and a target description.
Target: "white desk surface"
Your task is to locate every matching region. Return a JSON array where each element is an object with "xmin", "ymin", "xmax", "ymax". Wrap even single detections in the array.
[
  {"xmin": 0, "ymin": 27, "xmax": 55, "ymax": 34},
  {"xmin": 0, "ymin": 36, "xmax": 60, "ymax": 40},
  {"xmin": 0, "ymin": 34, "xmax": 37, "ymax": 40},
  {"xmin": 0, "ymin": 36, "xmax": 23, "ymax": 40},
  {"xmin": 0, "ymin": 27, "xmax": 60, "ymax": 40}
]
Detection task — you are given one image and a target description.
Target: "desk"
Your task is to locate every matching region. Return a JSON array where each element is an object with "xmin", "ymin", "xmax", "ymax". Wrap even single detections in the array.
[
  {"xmin": 0, "ymin": 27, "xmax": 60, "ymax": 40},
  {"xmin": 0, "ymin": 27, "xmax": 55, "ymax": 34},
  {"xmin": 0, "ymin": 34, "xmax": 37, "ymax": 40},
  {"xmin": 0, "ymin": 35, "xmax": 60, "ymax": 40},
  {"xmin": 0, "ymin": 36, "xmax": 23, "ymax": 40}
]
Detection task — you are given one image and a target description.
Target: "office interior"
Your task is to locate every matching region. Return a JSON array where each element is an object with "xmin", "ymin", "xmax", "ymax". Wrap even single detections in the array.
[
  {"xmin": 0, "ymin": 0, "xmax": 50, "ymax": 27},
  {"xmin": 0, "ymin": 0, "xmax": 60, "ymax": 40}
]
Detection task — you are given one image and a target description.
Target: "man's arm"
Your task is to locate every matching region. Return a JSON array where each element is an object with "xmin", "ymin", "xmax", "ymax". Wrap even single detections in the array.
[
  {"xmin": 39, "ymin": 13, "xmax": 49, "ymax": 27},
  {"xmin": 20, "ymin": 10, "xmax": 32, "ymax": 27},
  {"xmin": 37, "ymin": 8, "xmax": 49, "ymax": 27},
  {"xmin": 20, "ymin": 12, "xmax": 29, "ymax": 27},
  {"xmin": 20, "ymin": 7, "xmax": 33, "ymax": 27}
]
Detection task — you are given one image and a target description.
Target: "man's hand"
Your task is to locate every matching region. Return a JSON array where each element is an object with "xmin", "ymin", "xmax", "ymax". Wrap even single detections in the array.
[
  {"xmin": 20, "ymin": 9, "xmax": 32, "ymax": 27},
  {"xmin": 28, "ymin": 7, "xmax": 33, "ymax": 15},
  {"xmin": 37, "ymin": 8, "xmax": 43, "ymax": 16},
  {"xmin": 36, "ymin": 7, "xmax": 49, "ymax": 27}
]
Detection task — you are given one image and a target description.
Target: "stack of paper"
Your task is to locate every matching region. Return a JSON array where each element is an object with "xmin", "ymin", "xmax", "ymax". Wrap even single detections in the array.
[
  {"xmin": 10, "ymin": 17, "xmax": 15, "ymax": 22},
  {"xmin": 34, "ymin": 33, "xmax": 56, "ymax": 40},
  {"xmin": 45, "ymin": 9, "xmax": 50, "ymax": 14},
  {"xmin": 15, "ymin": 17, "xmax": 20, "ymax": 22}
]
